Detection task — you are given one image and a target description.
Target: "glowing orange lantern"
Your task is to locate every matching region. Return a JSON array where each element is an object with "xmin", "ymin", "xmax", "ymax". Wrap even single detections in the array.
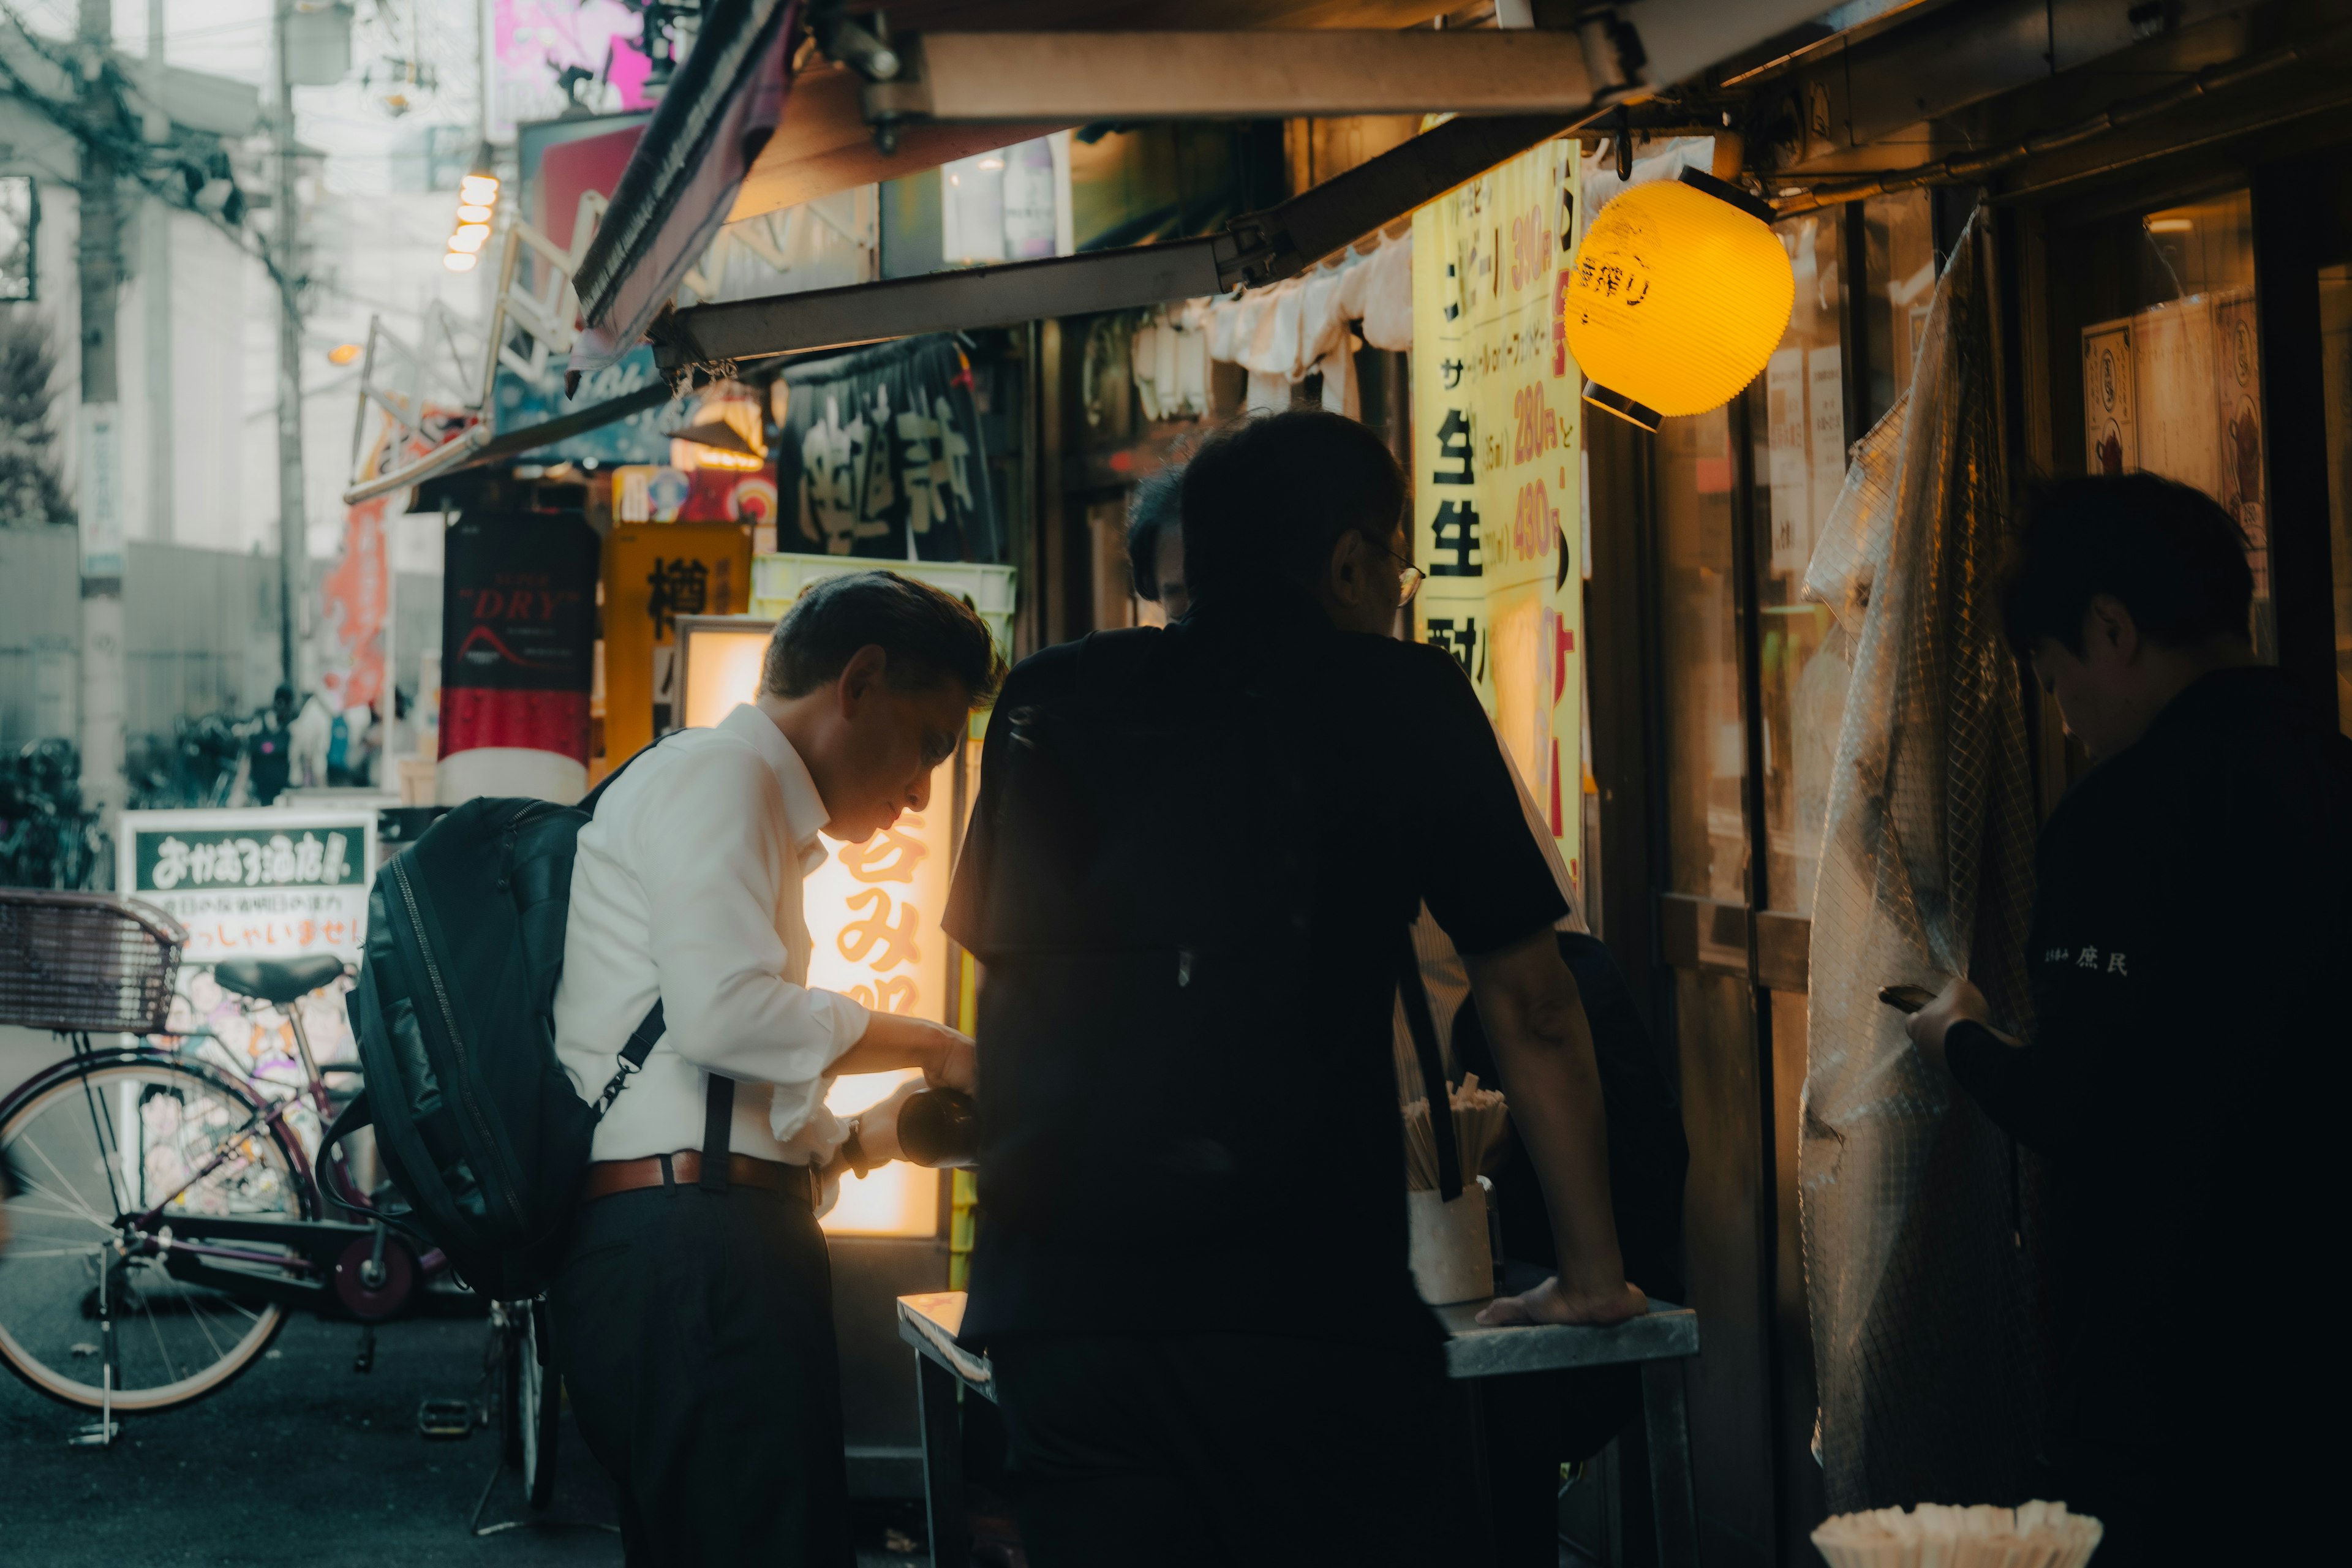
[{"xmin": 1562, "ymin": 168, "xmax": 1794, "ymax": 431}]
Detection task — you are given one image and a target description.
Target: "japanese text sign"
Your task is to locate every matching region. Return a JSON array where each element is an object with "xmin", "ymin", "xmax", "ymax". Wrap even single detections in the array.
[
  {"xmin": 773, "ymin": 336, "xmax": 1001, "ymax": 565},
  {"xmin": 1411, "ymin": 138, "xmax": 1586, "ymax": 894},
  {"xmin": 119, "ymin": 809, "xmax": 379, "ymax": 963},
  {"xmin": 601, "ymin": 522, "xmax": 753, "ymax": 766},
  {"xmin": 806, "ymin": 758, "xmax": 958, "ymax": 1238}
]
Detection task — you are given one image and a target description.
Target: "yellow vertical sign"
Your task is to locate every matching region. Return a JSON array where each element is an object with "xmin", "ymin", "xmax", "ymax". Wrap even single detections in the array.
[{"xmin": 1412, "ymin": 139, "xmax": 1585, "ymax": 892}]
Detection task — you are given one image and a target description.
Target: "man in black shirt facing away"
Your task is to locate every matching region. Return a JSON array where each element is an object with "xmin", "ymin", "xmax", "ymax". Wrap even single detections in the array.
[
  {"xmin": 945, "ymin": 412, "xmax": 1642, "ymax": 1567},
  {"xmin": 1907, "ymin": 475, "xmax": 2349, "ymax": 1566}
]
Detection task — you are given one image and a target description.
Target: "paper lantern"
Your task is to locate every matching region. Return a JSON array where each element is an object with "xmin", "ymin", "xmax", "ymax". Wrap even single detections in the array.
[{"xmin": 1562, "ymin": 168, "xmax": 1794, "ymax": 431}]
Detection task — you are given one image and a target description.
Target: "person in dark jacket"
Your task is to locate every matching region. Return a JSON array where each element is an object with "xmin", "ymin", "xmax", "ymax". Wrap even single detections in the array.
[
  {"xmin": 1907, "ymin": 474, "xmax": 2350, "ymax": 1566},
  {"xmin": 1124, "ymin": 460, "xmax": 1191, "ymax": 622}
]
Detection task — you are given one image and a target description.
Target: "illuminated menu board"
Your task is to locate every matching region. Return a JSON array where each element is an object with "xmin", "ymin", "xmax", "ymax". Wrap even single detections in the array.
[{"xmin": 677, "ymin": 616, "xmax": 953, "ymax": 1237}]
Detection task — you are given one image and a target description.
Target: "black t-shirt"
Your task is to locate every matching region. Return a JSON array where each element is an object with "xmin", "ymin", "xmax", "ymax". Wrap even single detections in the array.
[
  {"xmin": 1947, "ymin": 666, "xmax": 2351, "ymax": 1454},
  {"xmin": 945, "ymin": 582, "xmax": 1566, "ymax": 1342}
]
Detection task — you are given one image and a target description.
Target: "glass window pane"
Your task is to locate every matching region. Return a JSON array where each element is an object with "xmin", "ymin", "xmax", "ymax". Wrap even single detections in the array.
[
  {"xmin": 2072, "ymin": 189, "xmax": 2274, "ymax": 659},
  {"xmin": 1657, "ymin": 405, "xmax": 1747, "ymax": 902},
  {"xmin": 1861, "ymin": 190, "xmax": 1936, "ymax": 429},
  {"xmin": 1751, "ymin": 214, "xmax": 1850, "ymax": 916},
  {"xmin": 2321, "ymin": 263, "xmax": 2352, "ymax": 734}
]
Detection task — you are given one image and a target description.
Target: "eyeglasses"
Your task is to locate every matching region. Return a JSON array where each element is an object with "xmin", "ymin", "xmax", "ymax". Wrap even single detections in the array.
[{"xmin": 1376, "ymin": 541, "xmax": 1426, "ymax": 608}]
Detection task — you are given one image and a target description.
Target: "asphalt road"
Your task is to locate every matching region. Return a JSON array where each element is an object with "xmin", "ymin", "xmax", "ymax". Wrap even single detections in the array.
[{"xmin": 0, "ymin": 1028, "xmax": 932, "ymax": 1568}]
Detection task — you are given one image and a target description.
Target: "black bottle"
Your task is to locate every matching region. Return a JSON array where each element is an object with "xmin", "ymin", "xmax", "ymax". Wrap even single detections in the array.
[{"xmin": 896, "ymin": 1088, "xmax": 978, "ymax": 1169}]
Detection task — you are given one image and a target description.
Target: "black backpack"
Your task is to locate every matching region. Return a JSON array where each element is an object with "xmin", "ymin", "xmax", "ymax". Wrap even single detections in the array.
[{"xmin": 323, "ymin": 758, "xmax": 672, "ymax": 1298}]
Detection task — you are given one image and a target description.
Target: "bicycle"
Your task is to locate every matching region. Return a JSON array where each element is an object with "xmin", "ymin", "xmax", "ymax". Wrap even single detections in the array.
[{"xmin": 0, "ymin": 888, "xmax": 559, "ymax": 1504}]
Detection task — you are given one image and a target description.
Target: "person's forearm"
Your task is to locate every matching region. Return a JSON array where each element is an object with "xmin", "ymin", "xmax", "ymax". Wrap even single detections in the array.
[
  {"xmin": 1482, "ymin": 974, "xmax": 1627, "ymax": 1301},
  {"xmin": 827, "ymin": 1011, "xmax": 973, "ymax": 1086},
  {"xmin": 831, "ymin": 1011, "xmax": 952, "ymax": 1078}
]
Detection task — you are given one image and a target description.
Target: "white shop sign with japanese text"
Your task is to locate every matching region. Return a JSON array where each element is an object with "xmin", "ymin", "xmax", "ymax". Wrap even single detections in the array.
[{"xmin": 118, "ymin": 809, "xmax": 379, "ymax": 963}]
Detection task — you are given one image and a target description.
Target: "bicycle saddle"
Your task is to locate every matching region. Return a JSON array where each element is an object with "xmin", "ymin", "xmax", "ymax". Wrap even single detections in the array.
[{"xmin": 214, "ymin": 954, "xmax": 349, "ymax": 1005}]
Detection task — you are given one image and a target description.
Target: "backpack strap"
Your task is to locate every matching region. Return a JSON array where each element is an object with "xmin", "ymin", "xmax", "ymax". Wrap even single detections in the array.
[
  {"xmin": 1397, "ymin": 927, "xmax": 1464, "ymax": 1201},
  {"xmin": 579, "ymin": 728, "xmax": 681, "ymax": 816},
  {"xmin": 591, "ymin": 1001, "xmax": 668, "ymax": 1118},
  {"xmin": 582, "ymin": 734, "xmax": 686, "ymax": 1123},
  {"xmin": 576, "ymin": 726, "xmax": 735, "ymax": 1188}
]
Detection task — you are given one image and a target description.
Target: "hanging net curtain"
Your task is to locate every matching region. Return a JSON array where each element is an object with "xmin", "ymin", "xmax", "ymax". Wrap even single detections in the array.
[{"xmin": 1799, "ymin": 206, "xmax": 2047, "ymax": 1512}]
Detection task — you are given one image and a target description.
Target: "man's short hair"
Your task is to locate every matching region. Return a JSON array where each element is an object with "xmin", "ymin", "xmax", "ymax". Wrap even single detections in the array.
[
  {"xmin": 1126, "ymin": 462, "xmax": 1186, "ymax": 601},
  {"xmin": 1180, "ymin": 411, "xmax": 1406, "ymax": 605},
  {"xmin": 760, "ymin": 570, "xmax": 1005, "ymax": 705},
  {"xmin": 1999, "ymin": 473, "xmax": 2253, "ymax": 654}
]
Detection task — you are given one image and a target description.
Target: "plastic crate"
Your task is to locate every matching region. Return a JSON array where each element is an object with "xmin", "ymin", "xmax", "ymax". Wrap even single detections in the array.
[{"xmin": 0, "ymin": 890, "xmax": 189, "ymax": 1035}]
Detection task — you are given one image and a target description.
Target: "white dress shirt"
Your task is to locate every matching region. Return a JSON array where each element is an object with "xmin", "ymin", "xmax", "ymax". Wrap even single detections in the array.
[{"xmin": 554, "ymin": 703, "xmax": 872, "ymax": 1166}]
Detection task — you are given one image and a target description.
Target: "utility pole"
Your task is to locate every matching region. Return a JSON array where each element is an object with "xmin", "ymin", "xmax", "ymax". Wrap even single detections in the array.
[
  {"xmin": 143, "ymin": 0, "xmax": 173, "ymax": 546},
  {"xmin": 76, "ymin": 0, "xmax": 126, "ymax": 827},
  {"xmin": 273, "ymin": 0, "xmax": 307, "ymax": 695}
]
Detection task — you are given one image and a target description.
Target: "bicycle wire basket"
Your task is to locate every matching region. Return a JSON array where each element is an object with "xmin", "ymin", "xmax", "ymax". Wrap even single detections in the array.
[{"xmin": 0, "ymin": 889, "xmax": 189, "ymax": 1035}]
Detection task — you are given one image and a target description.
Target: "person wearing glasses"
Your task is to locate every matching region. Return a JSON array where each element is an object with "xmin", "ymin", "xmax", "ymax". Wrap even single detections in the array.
[{"xmin": 944, "ymin": 411, "xmax": 1640, "ymax": 1566}]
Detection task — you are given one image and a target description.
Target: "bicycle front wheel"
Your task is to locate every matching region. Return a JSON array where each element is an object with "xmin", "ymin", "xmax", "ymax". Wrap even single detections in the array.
[{"xmin": 0, "ymin": 1054, "xmax": 306, "ymax": 1411}]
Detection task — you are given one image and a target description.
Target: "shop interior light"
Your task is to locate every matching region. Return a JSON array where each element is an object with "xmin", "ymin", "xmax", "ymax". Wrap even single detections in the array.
[
  {"xmin": 455, "ymin": 202, "xmax": 494, "ymax": 224},
  {"xmin": 1562, "ymin": 168, "xmax": 1795, "ymax": 431},
  {"xmin": 2145, "ymin": 216, "xmax": 2194, "ymax": 233},
  {"xmin": 459, "ymin": 174, "xmax": 500, "ymax": 205},
  {"xmin": 449, "ymin": 223, "xmax": 491, "ymax": 253},
  {"xmin": 442, "ymin": 251, "xmax": 478, "ymax": 273},
  {"xmin": 326, "ymin": 342, "xmax": 362, "ymax": 366}
]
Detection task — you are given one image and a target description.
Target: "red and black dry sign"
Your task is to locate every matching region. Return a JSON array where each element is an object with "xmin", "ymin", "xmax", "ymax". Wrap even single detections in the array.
[{"xmin": 439, "ymin": 513, "xmax": 601, "ymax": 764}]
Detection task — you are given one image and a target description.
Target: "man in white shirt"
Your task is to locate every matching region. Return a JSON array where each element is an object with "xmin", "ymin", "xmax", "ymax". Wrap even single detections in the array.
[{"xmin": 548, "ymin": 571, "xmax": 999, "ymax": 1567}]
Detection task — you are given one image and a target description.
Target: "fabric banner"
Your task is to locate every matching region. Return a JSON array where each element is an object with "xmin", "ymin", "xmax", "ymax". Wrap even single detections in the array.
[
  {"xmin": 319, "ymin": 497, "xmax": 389, "ymax": 716},
  {"xmin": 774, "ymin": 336, "xmax": 1001, "ymax": 565},
  {"xmin": 439, "ymin": 513, "xmax": 601, "ymax": 764},
  {"xmin": 1410, "ymin": 137, "xmax": 1585, "ymax": 894}
]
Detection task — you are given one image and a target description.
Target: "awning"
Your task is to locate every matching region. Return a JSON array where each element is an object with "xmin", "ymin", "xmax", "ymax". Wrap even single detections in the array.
[
  {"xmin": 573, "ymin": 2, "xmax": 1838, "ymax": 376},
  {"xmin": 570, "ymin": 0, "xmax": 799, "ymax": 376}
]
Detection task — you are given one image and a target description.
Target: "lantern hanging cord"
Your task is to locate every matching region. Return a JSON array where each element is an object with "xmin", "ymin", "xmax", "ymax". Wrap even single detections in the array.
[{"xmin": 1766, "ymin": 29, "xmax": 2339, "ymax": 216}]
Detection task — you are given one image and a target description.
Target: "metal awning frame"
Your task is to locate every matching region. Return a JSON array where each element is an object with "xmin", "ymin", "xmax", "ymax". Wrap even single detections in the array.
[
  {"xmin": 652, "ymin": 111, "xmax": 1596, "ymax": 373},
  {"xmin": 851, "ymin": 26, "xmax": 1634, "ymax": 129}
]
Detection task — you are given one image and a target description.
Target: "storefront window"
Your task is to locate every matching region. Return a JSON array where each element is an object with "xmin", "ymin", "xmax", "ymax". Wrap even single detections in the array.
[
  {"xmin": 1861, "ymin": 190, "xmax": 1936, "ymax": 429},
  {"xmin": 1657, "ymin": 405, "xmax": 1747, "ymax": 904},
  {"xmin": 1749, "ymin": 214, "xmax": 1850, "ymax": 917},
  {"xmin": 2318, "ymin": 263, "xmax": 2352, "ymax": 734},
  {"xmin": 2071, "ymin": 189, "xmax": 2274, "ymax": 658}
]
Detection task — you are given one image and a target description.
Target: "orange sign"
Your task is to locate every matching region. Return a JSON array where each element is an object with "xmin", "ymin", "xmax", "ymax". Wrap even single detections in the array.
[{"xmin": 600, "ymin": 522, "xmax": 753, "ymax": 766}]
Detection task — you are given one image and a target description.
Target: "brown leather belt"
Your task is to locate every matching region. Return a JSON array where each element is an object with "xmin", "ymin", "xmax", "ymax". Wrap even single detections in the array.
[{"xmin": 581, "ymin": 1151, "xmax": 819, "ymax": 1205}]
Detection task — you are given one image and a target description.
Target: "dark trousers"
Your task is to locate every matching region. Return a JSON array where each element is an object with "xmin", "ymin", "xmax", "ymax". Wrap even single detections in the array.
[
  {"xmin": 548, "ymin": 1180, "xmax": 853, "ymax": 1568},
  {"xmin": 990, "ymin": 1332, "xmax": 1469, "ymax": 1568}
]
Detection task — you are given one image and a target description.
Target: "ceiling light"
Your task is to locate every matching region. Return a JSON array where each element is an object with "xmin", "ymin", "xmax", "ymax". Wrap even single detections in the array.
[
  {"xmin": 449, "ymin": 224, "xmax": 491, "ymax": 252},
  {"xmin": 442, "ymin": 251, "xmax": 478, "ymax": 272},
  {"xmin": 455, "ymin": 203, "xmax": 492, "ymax": 224},
  {"xmin": 459, "ymin": 174, "xmax": 500, "ymax": 205},
  {"xmin": 2145, "ymin": 217, "xmax": 2193, "ymax": 233}
]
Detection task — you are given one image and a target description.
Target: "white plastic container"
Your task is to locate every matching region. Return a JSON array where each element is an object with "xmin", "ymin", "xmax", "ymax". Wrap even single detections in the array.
[{"xmin": 1406, "ymin": 1176, "xmax": 1494, "ymax": 1306}]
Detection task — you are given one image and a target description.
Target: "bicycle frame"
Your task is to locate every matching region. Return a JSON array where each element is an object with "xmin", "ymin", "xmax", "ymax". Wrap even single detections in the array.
[{"xmin": 2, "ymin": 1003, "xmax": 447, "ymax": 1306}]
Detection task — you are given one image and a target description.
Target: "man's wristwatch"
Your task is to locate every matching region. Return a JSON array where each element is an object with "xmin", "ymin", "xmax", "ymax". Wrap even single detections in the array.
[{"xmin": 842, "ymin": 1117, "xmax": 876, "ymax": 1179}]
